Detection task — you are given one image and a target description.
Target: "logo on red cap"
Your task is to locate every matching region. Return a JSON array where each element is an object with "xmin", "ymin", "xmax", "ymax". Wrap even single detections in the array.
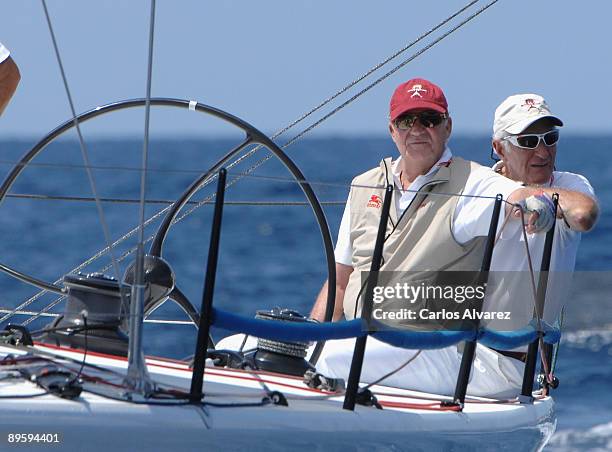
[{"xmin": 407, "ymin": 84, "xmax": 427, "ymax": 98}]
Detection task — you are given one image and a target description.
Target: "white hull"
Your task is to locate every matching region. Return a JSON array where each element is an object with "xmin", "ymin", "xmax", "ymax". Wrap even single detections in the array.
[{"xmin": 0, "ymin": 343, "xmax": 555, "ymax": 451}]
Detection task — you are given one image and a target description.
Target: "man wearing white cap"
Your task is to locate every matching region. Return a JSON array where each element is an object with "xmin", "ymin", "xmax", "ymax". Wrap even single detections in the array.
[
  {"xmin": 0, "ymin": 41, "xmax": 20, "ymax": 116},
  {"xmin": 486, "ymin": 94, "xmax": 599, "ymax": 338},
  {"xmin": 308, "ymin": 80, "xmax": 565, "ymax": 398},
  {"xmin": 311, "ymin": 80, "xmax": 558, "ymax": 323}
]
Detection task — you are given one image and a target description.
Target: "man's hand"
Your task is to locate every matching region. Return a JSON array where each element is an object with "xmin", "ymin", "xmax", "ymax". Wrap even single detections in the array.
[
  {"xmin": 513, "ymin": 193, "xmax": 556, "ymax": 234},
  {"xmin": 310, "ymin": 263, "xmax": 353, "ymax": 322}
]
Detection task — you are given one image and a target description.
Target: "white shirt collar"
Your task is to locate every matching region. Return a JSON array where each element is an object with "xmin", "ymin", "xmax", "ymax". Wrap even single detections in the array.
[
  {"xmin": 391, "ymin": 147, "xmax": 453, "ymax": 189},
  {"xmin": 492, "ymin": 160, "xmax": 504, "ymax": 174}
]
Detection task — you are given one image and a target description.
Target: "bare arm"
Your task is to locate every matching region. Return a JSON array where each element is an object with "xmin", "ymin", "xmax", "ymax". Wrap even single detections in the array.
[
  {"xmin": 0, "ymin": 56, "xmax": 20, "ymax": 115},
  {"xmin": 541, "ymin": 187, "xmax": 598, "ymax": 232},
  {"xmin": 507, "ymin": 187, "xmax": 598, "ymax": 233},
  {"xmin": 310, "ymin": 263, "xmax": 353, "ymax": 322}
]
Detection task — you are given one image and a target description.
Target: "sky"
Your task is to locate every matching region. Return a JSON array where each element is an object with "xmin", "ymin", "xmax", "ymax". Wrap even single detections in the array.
[{"xmin": 1, "ymin": 0, "xmax": 611, "ymax": 139}]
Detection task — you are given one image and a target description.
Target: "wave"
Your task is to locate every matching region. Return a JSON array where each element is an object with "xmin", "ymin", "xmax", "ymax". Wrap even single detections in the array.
[
  {"xmin": 562, "ymin": 327, "xmax": 612, "ymax": 352},
  {"xmin": 547, "ymin": 421, "xmax": 612, "ymax": 452}
]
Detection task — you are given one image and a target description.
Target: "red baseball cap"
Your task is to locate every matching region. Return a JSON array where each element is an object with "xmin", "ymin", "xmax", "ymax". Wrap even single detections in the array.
[{"xmin": 389, "ymin": 78, "xmax": 448, "ymax": 121}]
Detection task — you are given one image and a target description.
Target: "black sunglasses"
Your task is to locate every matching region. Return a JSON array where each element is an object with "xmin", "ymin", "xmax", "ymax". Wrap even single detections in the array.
[
  {"xmin": 395, "ymin": 111, "xmax": 447, "ymax": 130},
  {"xmin": 503, "ymin": 130, "xmax": 560, "ymax": 150}
]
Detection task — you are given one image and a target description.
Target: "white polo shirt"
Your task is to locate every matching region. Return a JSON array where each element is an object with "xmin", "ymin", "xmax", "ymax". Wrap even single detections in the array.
[
  {"xmin": 486, "ymin": 163, "xmax": 597, "ymax": 327},
  {"xmin": 334, "ymin": 148, "xmax": 521, "ymax": 265},
  {"xmin": 0, "ymin": 42, "xmax": 10, "ymax": 64}
]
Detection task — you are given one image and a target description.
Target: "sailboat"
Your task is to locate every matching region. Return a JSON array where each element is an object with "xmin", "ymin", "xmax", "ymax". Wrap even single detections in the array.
[{"xmin": 0, "ymin": 1, "xmax": 563, "ymax": 450}]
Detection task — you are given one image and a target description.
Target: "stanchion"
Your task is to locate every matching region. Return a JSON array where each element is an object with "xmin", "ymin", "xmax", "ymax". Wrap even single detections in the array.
[
  {"xmin": 520, "ymin": 193, "xmax": 559, "ymax": 403},
  {"xmin": 450, "ymin": 194, "xmax": 503, "ymax": 408},
  {"xmin": 343, "ymin": 185, "xmax": 393, "ymax": 411},
  {"xmin": 189, "ymin": 168, "xmax": 227, "ymax": 403}
]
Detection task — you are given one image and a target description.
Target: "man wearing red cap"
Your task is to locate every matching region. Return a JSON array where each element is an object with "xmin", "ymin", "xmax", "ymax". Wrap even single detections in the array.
[
  {"xmin": 0, "ymin": 41, "xmax": 20, "ymax": 116},
  {"xmin": 311, "ymin": 78, "xmax": 555, "ymax": 323},
  {"xmin": 307, "ymin": 79, "xmax": 570, "ymax": 398}
]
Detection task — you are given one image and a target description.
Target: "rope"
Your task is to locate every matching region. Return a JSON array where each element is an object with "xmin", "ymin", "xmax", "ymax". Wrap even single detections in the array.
[
  {"xmin": 362, "ymin": 350, "xmax": 423, "ymax": 391},
  {"xmin": 264, "ymin": 0, "xmax": 482, "ymax": 144},
  {"xmin": 551, "ymin": 307, "xmax": 564, "ymax": 373},
  {"xmin": 6, "ymin": 180, "xmax": 518, "ymax": 327},
  {"xmin": 0, "ymin": 158, "xmax": 244, "ymax": 176},
  {"xmin": 3, "ymin": 1, "xmax": 502, "ymax": 325},
  {"xmin": 79, "ymin": 0, "xmax": 504, "ymax": 273},
  {"xmin": 40, "ymin": 0, "xmax": 123, "ymax": 286},
  {"xmin": 516, "ymin": 208, "xmax": 557, "ymax": 385},
  {"xmin": 173, "ymin": 0, "xmax": 498, "ymax": 201},
  {"xmin": 5, "ymin": 193, "xmax": 346, "ymax": 207},
  {"xmin": 506, "ymin": 207, "xmax": 556, "ymax": 385}
]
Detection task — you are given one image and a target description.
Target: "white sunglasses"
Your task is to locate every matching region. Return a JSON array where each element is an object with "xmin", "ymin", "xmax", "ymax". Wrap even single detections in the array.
[{"xmin": 503, "ymin": 130, "xmax": 560, "ymax": 150}]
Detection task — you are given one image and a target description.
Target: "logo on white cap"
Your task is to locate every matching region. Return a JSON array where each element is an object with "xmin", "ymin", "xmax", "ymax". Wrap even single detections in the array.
[
  {"xmin": 493, "ymin": 93, "xmax": 562, "ymax": 136},
  {"xmin": 521, "ymin": 98, "xmax": 546, "ymax": 114},
  {"xmin": 407, "ymin": 84, "xmax": 427, "ymax": 98}
]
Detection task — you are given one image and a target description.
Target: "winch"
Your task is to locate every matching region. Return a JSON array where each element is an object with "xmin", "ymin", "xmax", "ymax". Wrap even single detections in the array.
[
  {"xmin": 40, "ymin": 272, "xmax": 129, "ymax": 356},
  {"xmin": 239, "ymin": 307, "xmax": 316, "ymax": 377},
  {"xmin": 39, "ymin": 255, "xmax": 175, "ymax": 356}
]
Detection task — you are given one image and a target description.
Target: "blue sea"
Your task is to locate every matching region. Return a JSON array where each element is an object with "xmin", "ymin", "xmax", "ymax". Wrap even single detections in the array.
[{"xmin": 0, "ymin": 135, "xmax": 610, "ymax": 451}]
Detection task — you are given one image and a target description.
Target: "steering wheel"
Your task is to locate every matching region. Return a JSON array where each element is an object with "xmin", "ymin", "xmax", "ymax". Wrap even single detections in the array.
[{"xmin": 0, "ymin": 98, "xmax": 336, "ymax": 362}]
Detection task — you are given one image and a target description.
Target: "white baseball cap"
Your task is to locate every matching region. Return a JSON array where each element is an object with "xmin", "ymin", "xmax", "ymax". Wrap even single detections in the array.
[{"xmin": 493, "ymin": 94, "xmax": 563, "ymax": 135}]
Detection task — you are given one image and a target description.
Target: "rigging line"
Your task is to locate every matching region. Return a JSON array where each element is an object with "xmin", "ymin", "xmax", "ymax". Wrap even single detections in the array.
[
  {"xmin": 19, "ymin": 296, "xmax": 64, "ymax": 326},
  {"xmin": 165, "ymin": 0, "xmax": 500, "ymax": 211},
  {"xmin": 517, "ymin": 208, "xmax": 555, "ymax": 383},
  {"xmin": 21, "ymin": 185, "xmax": 517, "ymax": 327},
  {"xmin": 2, "ymin": 1, "xmax": 130, "ymax": 326},
  {"xmin": 6, "ymin": 193, "xmax": 346, "ymax": 206},
  {"xmin": 14, "ymin": 180, "xmax": 516, "ymax": 326},
  {"xmin": 551, "ymin": 307, "xmax": 564, "ymax": 373},
  {"xmin": 265, "ymin": 0, "xmax": 481, "ymax": 143},
  {"xmin": 12, "ymin": 182, "xmax": 515, "ymax": 328},
  {"xmin": 0, "ymin": 309, "xmax": 59, "ymax": 318},
  {"xmin": 187, "ymin": 0, "xmax": 487, "ymax": 185},
  {"xmin": 138, "ymin": 0, "xmax": 156, "ymax": 250},
  {"xmin": 361, "ymin": 350, "xmax": 423, "ymax": 391},
  {"xmin": 209, "ymin": 0, "xmax": 502, "ymax": 198},
  {"xmin": 7, "ymin": 1, "xmax": 500, "ymax": 324},
  {"xmin": 231, "ymin": 170, "xmax": 515, "ymax": 201},
  {"xmin": 0, "ymin": 2, "xmax": 484, "ymax": 188},
  {"xmin": 0, "ymin": 158, "xmax": 256, "ymax": 176},
  {"xmin": 143, "ymin": 319, "xmax": 193, "ymax": 325},
  {"xmin": 40, "ymin": 0, "xmax": 122, "ymax": 286},
  {"xmin": 518, "ymin": 208, "xmax": 543, "ymax": 331},
  {"xmin": 283, "ymin": 0, "xmax": 501, "ymax": 149},
  {"xmin": 11, "ymin": 0, "xmax": 497, "ymax": 265},
  {"xmin": 1, "ymin": 201, "xmax": 172, "ymax": 325},
  {"xmin": 119, "ymin": 0, "xmax": 158, "ymax": 361},
  {"xmin": 20, "ymin": 168, "xmax": 257, "ymax": 326},
  {"xmin": 1, "ymin": 310, "xmax": 200, "ymax": 329},
  {"xmin": 495, "ymin": 206, "xmax": 555, "ymax": 382}
]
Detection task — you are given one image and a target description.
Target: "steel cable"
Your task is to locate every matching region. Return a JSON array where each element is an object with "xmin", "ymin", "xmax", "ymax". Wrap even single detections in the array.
[{"xmin": 3, "ymin": 0, "xmax": 500, "ymax": 325}]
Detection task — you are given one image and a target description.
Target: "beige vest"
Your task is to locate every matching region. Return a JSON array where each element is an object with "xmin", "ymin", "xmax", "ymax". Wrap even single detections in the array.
[{"xmin": 343, "ymin": 156, "xmax": 488, "ymax": 322}]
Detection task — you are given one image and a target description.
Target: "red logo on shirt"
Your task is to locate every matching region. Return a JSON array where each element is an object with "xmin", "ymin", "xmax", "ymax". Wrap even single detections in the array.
[{"xmin": 367, "ymin": 194, "xmax": 382, "ymax": 208}]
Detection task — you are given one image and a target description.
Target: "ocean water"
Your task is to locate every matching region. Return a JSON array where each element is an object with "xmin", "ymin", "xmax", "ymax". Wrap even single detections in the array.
[{"xmin": 0, "ymin": 135, "xmax": 610, "ymax": 451}]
